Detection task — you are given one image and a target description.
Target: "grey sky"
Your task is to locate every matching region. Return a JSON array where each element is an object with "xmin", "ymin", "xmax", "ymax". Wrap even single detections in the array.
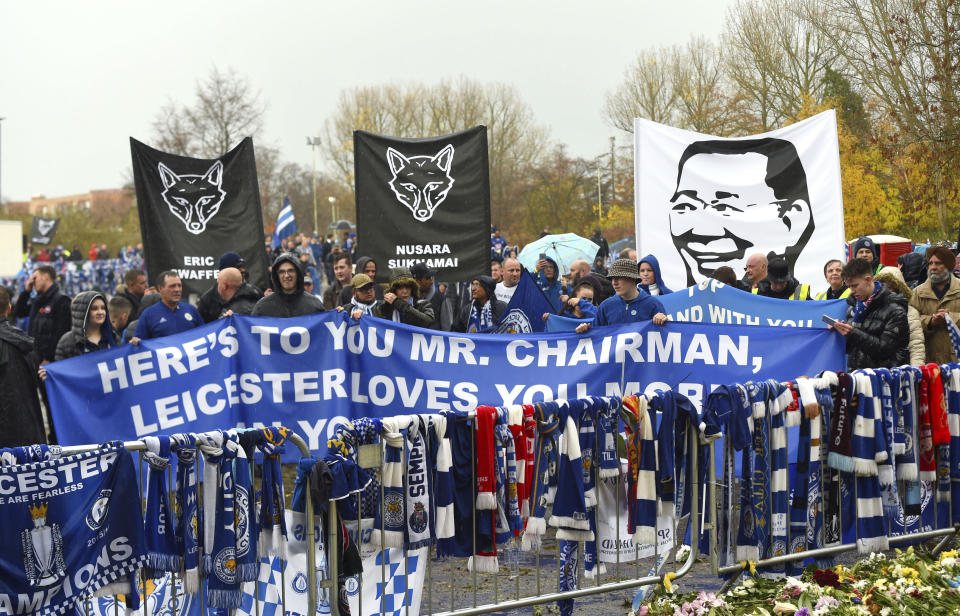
[{"xmin": 0, "ymin": 0, "xmax": 735, "ymax": 201}]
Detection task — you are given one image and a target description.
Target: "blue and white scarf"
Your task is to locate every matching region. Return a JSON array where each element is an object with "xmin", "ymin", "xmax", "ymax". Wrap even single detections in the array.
[
  {"xmin": 745, "ymin": 382, "xmax": 770, "ymax": 561},
  {"xmin": 379, "ymin": 416, "xmax": 408, "ymax": 548},
  {"xmin": 549, "ymin": 402, "xmax": 592, "ymax": 541},
  {"xmin": 405, "ymin": 416, "xmax": 434, "ymax": 550},
  {"xmin": 767, "ymin": 381, "xmax": 791, "ymax": 571},
  {"xmin": 633, "ymin": 396, "xmax": 658, "ymax": 546},
  {"xmin": 522, "ymin": 402, "xmax": 559, "ymax": 551},
  {"xmin": 596, "ymin": 396, "xmax": 621, "ymax": 479},
  {"xmin": 256, "ymin": 425, "xmax": 290, "ymax": 558},
  {"xmin": 851, "ymin": 281, "xmax": 882, "ymax": 323},
  {"xmin": 945, "ymin": 314, "xmax": 960, "ymax": 359},
  {"xmin": 170, "ymin": 432, "xmax": 200, "ymax": 594},
  {"xmin": 142, "ymin": 436, "xmax": 179, "ymax": 573},
  {"xmin": 432, "ymin": 414, "xmax": 455, "ymax": 544},
  {"xmin": 897, "ymin": 368, "xmax": 919, "ymax": 481},
  {"xmin": 197, "ymin": 430, "xmax": 243, "ymax": 608},
  {"xmin": 852, "ymin": 374, "xmax": 890, "ymax": 553},
  {"xmin": 945, "ymin": 365, "xmax": 960, "ymax": 525},
  {"xmin": 467, "ymin": 300, "xmax": 494, "ymax": 333}
]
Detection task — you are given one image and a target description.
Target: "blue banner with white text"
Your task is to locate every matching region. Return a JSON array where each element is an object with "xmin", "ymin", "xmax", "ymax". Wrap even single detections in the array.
[{"xmin": 45, "ymin": 312, "xmax": 844, "ymax": 453}]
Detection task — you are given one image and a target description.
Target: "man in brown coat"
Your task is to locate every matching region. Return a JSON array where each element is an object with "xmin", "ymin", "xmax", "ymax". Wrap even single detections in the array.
[{"xmin": 909, "ymin": 246, "xmax": 960, "ymax": 364}]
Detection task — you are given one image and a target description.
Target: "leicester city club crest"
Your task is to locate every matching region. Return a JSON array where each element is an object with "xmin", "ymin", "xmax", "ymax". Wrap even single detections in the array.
[
  {"xmin": 86, "ymin": 489, "xmax": 112, "ymax": 530},
  {"xmin": 21, "ymin": 501, "xmax": 66, "ymax": 587}
]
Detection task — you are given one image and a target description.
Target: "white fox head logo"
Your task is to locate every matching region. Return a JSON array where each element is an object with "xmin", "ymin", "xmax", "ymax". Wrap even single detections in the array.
[
  {"xmin": 158, "ymin": 161, "xmax": 226, "ymax": 235},
  {"xmin": 386, "ymin": 144, "xmax": 455, "ymax": 222},
  {"xmin": 37, "ymin": 220, "xmax": 55, "ymax": 235}
]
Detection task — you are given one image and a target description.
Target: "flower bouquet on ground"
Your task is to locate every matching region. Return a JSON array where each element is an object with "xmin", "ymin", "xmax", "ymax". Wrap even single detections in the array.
[{"xmin": 634, "ymin": 546, "xmax": 960, "ymax": 616}]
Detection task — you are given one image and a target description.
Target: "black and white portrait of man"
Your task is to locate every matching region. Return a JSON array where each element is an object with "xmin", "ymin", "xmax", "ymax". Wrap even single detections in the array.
[{"xmin": 667, "ymin": 138, "xmax": 815, "ymax": 287}]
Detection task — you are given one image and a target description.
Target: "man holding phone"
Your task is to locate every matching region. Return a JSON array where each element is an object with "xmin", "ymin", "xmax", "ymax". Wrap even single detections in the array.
[{"xmin": 828, "ymin": 258, "xmax": 908, "ymax": 369}]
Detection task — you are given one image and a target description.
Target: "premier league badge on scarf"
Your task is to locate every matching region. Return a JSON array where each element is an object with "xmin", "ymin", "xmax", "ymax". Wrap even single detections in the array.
[{"xmin": 0, "ymin": 444, "xmax": 145, "ymax": 616}]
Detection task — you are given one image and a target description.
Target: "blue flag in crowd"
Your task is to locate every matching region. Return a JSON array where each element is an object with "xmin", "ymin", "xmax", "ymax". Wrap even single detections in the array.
[
  {"xmin": 495, "ymin": 269, "xmax": 554, "ymax": 333},
  {"xmin": 271, "ymin": 197, "xmax": 297, "ymax": 249}
]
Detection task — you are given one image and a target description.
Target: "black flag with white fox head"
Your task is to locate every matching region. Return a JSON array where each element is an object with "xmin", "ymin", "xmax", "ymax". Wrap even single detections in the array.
[
  {"xmin": 354, "ymin": 126, "xmax": 490, "ymax": 283},
  {"xmin": 29, "ymin": 216, "xmax": 60, "ymax": 245},
  {"xmin": 130, "ymin": 137, "xmax": 269, "ymax": 295}
]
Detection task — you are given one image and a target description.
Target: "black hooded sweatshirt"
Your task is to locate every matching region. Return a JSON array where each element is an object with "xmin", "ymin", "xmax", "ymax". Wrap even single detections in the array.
[{"xmin": 252, "ymin": 253, "xmax": 326, "ymax": 317}]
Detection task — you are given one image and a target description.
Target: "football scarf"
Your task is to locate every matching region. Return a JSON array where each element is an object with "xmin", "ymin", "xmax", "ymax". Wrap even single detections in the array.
[
  {"xmin": 467, "ymin": 301, "xmax": 494, "ymax": 333},
  {"xmin": 522, "ymin": 402, "xmax": 559, "ymax": 551},
  {"xmin": 474, "ymin": 406, "xmax": 498, "ymax": 511},
  {"xmin": 746, "ymin": 382, "xmax": 770, "ymax": 562},
  {"xmin": 596, "ymin": 396, "xmax": 621, "ymax": 479},
  {"xmin": 142, "ymin": 436, "xmax": 179, "ymax": 573},
  {"xmin": 945, "ymin": 366, "xmax": 960, "ymax": 525},
  {"xmin": 632, "ymin": 396, "xmax": 658, "ymax": 546},
  {"xmin": 495, "ymin": 420, "xmax": 521, "ymax": 538},
  {"xmin": 788, "ymin": 409, "xmax": 812, "ymax": 575},
  {"xmin": 405, "ymin": 417, "xmax": 433, "ymax": 550},
  {"xmin": 827, "ymin": 372, "xmax": 854, "ymax": 472},
  {"xmin": 232, "ymin": 434, "xmax": 258, "ymax": 583},
  {"xmin": 0, "ymin": 444, "xmax": 145, "ymax": 616},
  {"xmin": 170, "ymin": 433, "xmax": 200, "ymax": 594},
  {"xmin": 768, "ymin": 381, "xmax": 791, "ymax": 569},
  {"xmin": 925, "ymin": 363, "xmax": 951, "ymax": 446},
  {"xmin": 578, "ymin": 400, "xmax": 597, "ymax": 508},
  {"xmin": 256, "ymin": 426, "xmax": 290, "ymax": 558},
  {"xmin": 197, "ymin": 430, "xmax": 244, "ymax": 608},
  {"xmin": 947, "ymin": 314, "xmax": 960, "ymax": 360},
  {"xmin": 549, "ymin": 402, "xmax": 592, "ymax": 541},
  {"xmin": 851, "ymin": 374, "xmax": 889, "ymax": 554},
  {"xmin": 918, "ymin": 366, "xmax": 937, "ymax": 481},
  {"xmin": 379, "ymin": 416, "xmax": 408, "ymax": 548},
  {"xmin": 433, "ymin": 414, "xmax": 455, "ymax": 544},
  {"xmin": 897, "ymin": 368, "xmax": 919, "ymax": 481}
]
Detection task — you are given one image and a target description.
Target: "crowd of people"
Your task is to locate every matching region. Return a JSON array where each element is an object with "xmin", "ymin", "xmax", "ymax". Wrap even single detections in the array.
[{"xmin": 2, "ymin": 224, "xmax": 959, "ymax": 450}]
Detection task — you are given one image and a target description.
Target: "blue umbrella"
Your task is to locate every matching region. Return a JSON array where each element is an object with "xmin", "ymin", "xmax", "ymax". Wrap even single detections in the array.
[{"xmin": 517, "ymin": 233, "xmax": 600, "ymax": 274}]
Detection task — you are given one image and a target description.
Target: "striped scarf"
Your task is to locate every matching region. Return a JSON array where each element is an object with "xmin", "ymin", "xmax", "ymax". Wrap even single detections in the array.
[
  {"xmin": 256, "ymin": 426, "xmax": 290, "ymax": 558},
  {"xmin": 142, "ymin": 436, "xmax": 179, "ymax": 574},
  {"xmin": 549, "ymin": 401, "xmax": 592, "ymax": 541},
  {"xmin": 521, "ymin": 402, "xmax": 559, "ymax": 551},
  {"xmin": 379, "ymin": 415, "xmax": 408, "ymax": 548},
  {"xmin": 170, "ymin": 433, "xmax": 200, "ymax": 594},
  {"xmin": 767, "ymin": 380, "xmax": 791, "ymax": 570},
  {"xmin": 946, "ymin": 313, "xmax": 960, "ymax": 359},
  {"xmin": 896, "ymin": 368, "xmax": 919, "ymax": 481},
  {"xmin": 945, "ymin": 366, "xmax": 960, "ymax": 525},
  {"xmin": 851, "ymin": 374, "xmax": 890, "ymax": 554},
  {"xmin": 628, "ymin": 395, "xmax": 657, "ymax": 546},
  {"xmin": 432, "ymin": 414, "xmax": 456, "ymax": 545}
]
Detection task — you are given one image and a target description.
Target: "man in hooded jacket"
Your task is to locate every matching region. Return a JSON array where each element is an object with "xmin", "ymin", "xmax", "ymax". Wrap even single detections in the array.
[
  {"xmin": 534, "ymin": 256, "xmax": 568, "ymax": 313},
  {"xmin": 252, "ymin": 253, "xmax": 326, "ymax": 317},
  {"xmin": 454, "ymin": 275, "xmax": 507, "ymax": 333},
  {"xmin": 0, "ymin": 287, "xmax": 46, "ymax": 447}
]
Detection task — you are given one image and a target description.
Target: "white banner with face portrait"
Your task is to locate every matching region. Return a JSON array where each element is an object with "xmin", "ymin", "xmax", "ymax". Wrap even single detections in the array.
[{"xmin": 634, "ymin": 110, "xmax": 845, "ymax": 292}]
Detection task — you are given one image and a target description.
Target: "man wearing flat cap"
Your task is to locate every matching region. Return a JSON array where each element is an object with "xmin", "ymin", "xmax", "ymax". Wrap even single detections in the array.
[{"xmin": 910, "ymin": 245, "xmax": 960, "ymax": 364}]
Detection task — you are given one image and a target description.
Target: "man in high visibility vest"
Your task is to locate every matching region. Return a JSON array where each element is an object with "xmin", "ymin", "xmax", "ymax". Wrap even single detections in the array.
[
  {"xmin": 753, "ymin": 256, "xmax": 811, "ymax": 300},
  {"xmin": 815, "ymin": 259, "xmax": 851, "ymax": 300}
]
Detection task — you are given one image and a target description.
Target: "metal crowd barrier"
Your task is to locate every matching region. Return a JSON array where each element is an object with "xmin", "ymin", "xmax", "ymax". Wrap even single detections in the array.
[
  {"xmin": 700, "ymin": 408, "xmax": 960, "ymax": 592},
  {"xmin": 320, "ymin": 414, "xmax": 703, "ymax": 616},
  {"xmin": 58, "ymin": 431, "xmax": 324, "ymax": 616}
]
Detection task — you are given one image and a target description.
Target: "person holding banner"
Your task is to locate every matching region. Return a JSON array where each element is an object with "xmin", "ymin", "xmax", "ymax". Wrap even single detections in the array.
[
  {"xmin": 828, "ymin": 258, "xmax": 908, "ymax": 370},
  {"xmin": 815, "ymin": 259, "xmax": 850, "ymax": 300},
  {"xmin": 575, "ymin": 259, "xmax": 667, "ymax": 333},
  {"xmin": 51, "ymin": 291, "xmax": 116, "ymax": 362},
  {"xmin": 253, "ymin": 253, "xmax": 326, "ymax": 318},
  {"xmin": 373, "ymin": 268, "xmax": 435, "ymax": 327},
  {"xmin": 132, "ymin": 272, "xmax": 203, "ymax": 341}
]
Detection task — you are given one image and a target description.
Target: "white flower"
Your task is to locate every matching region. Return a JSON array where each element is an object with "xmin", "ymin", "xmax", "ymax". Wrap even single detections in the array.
[
  {"xmin": 941, "ymin": 557, "xmax": 957, "ymax": 567},
  {"xmin": 675, "ymin": 544, "xmax": 691, "ymax": 562},
  {"xmin": 743, "ymin": 578, "xmax": 756, "ymax": 588}
]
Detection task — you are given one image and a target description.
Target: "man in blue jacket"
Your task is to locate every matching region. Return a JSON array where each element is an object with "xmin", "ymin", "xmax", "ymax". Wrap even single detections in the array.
[{"xmin": 575, "ymin": 259, "xmax": 668, "ymax": 332}]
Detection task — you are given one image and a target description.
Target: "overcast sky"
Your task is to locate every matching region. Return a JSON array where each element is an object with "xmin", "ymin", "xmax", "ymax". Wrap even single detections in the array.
[{"xmin": 0, "ymin": 0, "xmax": 735, "ymax": 202}]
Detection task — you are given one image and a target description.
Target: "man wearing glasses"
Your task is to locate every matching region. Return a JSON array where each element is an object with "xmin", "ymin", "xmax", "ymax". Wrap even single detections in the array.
[
  {"xmin": 668, "ymin": 138, "xmax": 815, "ymax": 287},
  {"xmin": 252, "ymin": 253, "xmax": 326, "ymax": 317}
]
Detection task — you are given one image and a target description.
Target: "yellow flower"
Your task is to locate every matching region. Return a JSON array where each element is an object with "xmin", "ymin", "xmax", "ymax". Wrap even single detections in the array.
[
  {"xmin": 940, "ymin": 550, "xmax": 958, "ymax": 563},
  {"xmin": 773, "ymin": 602, "xmax": 798, "ymax": 615}
]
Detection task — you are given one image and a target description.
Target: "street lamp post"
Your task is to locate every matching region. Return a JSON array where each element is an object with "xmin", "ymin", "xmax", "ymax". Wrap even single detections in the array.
[
  {"xmin": 328, "ymin": 196, "xmax": 337, "ymax": 227},
  {"xmin": 306, "ymin": 137, "xmax": 321, "ymax": 233}
]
